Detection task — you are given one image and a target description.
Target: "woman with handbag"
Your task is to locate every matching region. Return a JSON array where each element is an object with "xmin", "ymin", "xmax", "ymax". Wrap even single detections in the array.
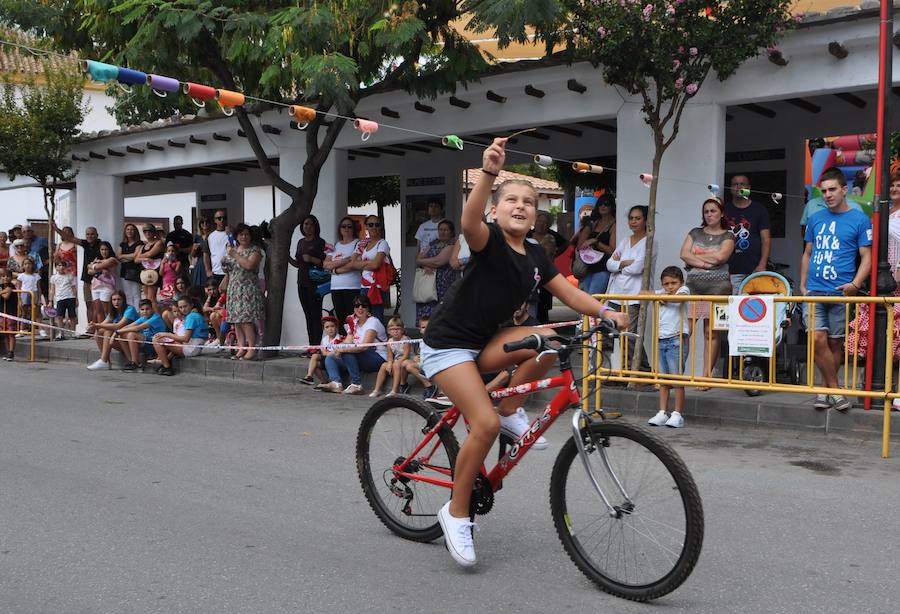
[
  {"xmin": 574, "ymin": 194, "xmax": 617, "ymax": 296},
  {"xmin": 289, "ymin": 214, "xmax": 327, "ymax": 345},
  {"xmin": 350, "ymin": 215, "xmax": 393, "ymax": 322},
  {"xmin": 117, "ymin": 223, "xmax": 144, "ymax": 310},
  {"xmin": 414, "ymin": 219, "xmax": 459, "ymax": 324},
  {"xmin": 134, "ymin": 224, "xmax": 164, "ymax": 313}
]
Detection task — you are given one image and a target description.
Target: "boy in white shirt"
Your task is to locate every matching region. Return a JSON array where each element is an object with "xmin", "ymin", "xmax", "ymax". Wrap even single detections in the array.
[
  {"xmin": 648, "ymin": 266, "xmax": 691, "ymax": 429},
  {"xmin": 49, "ymin": 259, "xmax": 78, "ymax": 338}
]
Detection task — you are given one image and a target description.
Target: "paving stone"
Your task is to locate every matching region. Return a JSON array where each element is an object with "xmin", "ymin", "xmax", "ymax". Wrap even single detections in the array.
[
  {"xmin": 263, "ymin": 361, "xmax": 299, "ymax": 384},
  {"xmin": 205, "ymin": 358, "xmax": 235, "ymax": 380},
  {"xmin": 233, "ymin": 361, "xmax": 264, "ymax": 382}
]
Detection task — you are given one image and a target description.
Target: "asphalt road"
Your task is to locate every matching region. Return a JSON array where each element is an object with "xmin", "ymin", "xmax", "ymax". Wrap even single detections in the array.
[{"xmin": 1, "ymin": 361, "xmax": 898, "ymax": 613}]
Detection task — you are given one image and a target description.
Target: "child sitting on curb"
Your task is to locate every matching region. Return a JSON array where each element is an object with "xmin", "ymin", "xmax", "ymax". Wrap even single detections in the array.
[
  {"xmin": 300, "ymin": 315, "xmax": 342, "ymax": 386},
  {"xmin": 369, "ymin": 316, "xmax": 413, "ymax": 397}
]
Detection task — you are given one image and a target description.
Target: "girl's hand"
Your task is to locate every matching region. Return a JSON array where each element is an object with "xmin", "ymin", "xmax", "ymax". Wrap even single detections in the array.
[
  {"xmin": 482, "ymin": 137, "xmax": 507, "ymax": 175},
  {"xmin": 611, "ymin": 251, "xmax": 620, "ymax": 260}
]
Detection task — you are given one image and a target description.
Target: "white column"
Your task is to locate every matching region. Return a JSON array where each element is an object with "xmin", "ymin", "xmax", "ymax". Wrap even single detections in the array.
[
  {"xmin": 275, "ymin": 147, "xmax": 349, "ymax": 346},
  {"xmin": 71, "ymin": 172, "xmax": 124, "ymax": 243},
  {"xmin": 71, "ymin": 172, "xmax": 124, "ymax": 332},
  {"xmin": 616, "ymin": 100, "xmax": 726, "ymax": 374}
]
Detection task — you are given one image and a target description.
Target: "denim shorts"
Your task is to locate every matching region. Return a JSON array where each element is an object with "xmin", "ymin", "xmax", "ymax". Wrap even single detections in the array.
[
  {"xmin": 419, "ymin": 341, "xmax": 480, "ymax": 380},
  {"xmin": 803, "ymin": 291, "xmax": 847, "ymax": 338},
  {"xmin": 658, "ymin": 334, "xmax": 689, "ymax": 382}
]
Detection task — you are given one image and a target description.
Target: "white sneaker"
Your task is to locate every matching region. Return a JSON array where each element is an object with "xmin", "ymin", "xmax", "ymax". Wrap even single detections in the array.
[
  {"xmin": 87, "ymin": 359, "xmax": 110, "ymax": 371},
  {"xmin": 38, "ymin": 329, "xmax": 48, "ymax": 338},
  {"xmin": 437, "ymin": 501, "xmax": 477, "ymax": 567},
  {"xmin": 648, "ymin": 410, "xmax": 669, "ymax": 426},
  {"xmin": 368, "ymin": 390, "xmax": 382, "ymax": 398},
  {"xmin": 320, "ymin": 381, "xmax": 343, "ymax": 393},
  {"xmin": 499, "ymin": 407, "xmax": 548, "ymax": 450},
  {"xmin": 665, "ymin": 411, "xmax": 685, "ymax": 428},
  {"xmin": 343, "ymin": 383, "xmax": 364, "ymax": 395},
  {"xmin": 893, "ymin": 398, "xmax": 900, "ymax": 412}
]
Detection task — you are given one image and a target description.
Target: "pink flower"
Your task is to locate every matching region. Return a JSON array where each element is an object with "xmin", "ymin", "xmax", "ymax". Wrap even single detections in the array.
[
  {"xmin": 675, "ymin": 78, "xmax": 684, "ymax": 89},
  {"xmin": 678, "ymin": 45, "xmax": 684, "ymax": 53},
  {"xmin": 597, "ymin": 26, "xmax": 607, "ymax": 38},
  {"xmin": 673, "ymin": 59, "xmax": 681, "ymax": 70},
  {"xmin": 686, "ymin": 82, "xmax": 698, "ymax": 95},
  {"xmin": 689, "ymin": 47, "xmax": 698, "ymax": 56},
  {"xmin": 642, "ymin": 4, "xmax": 653, "ymax": 21}
]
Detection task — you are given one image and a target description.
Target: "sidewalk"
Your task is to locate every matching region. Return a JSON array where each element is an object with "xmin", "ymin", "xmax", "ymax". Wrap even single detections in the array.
[{"xmin": 31, "ymin": 334, "xmax": 895, "ymax": 442}]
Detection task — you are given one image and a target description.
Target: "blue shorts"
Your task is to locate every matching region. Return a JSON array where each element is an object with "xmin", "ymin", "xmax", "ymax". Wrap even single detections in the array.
[
  {"xmin": 419, "ymin": 341, "xmax": 480, "ymax": 380},
  {"xmin": 658, "ymin": 334, "xmax": 689, "ymax": 377},
  {"xmin": 803, "ymin": 291, "xmax": 847, "ymax": 338}
]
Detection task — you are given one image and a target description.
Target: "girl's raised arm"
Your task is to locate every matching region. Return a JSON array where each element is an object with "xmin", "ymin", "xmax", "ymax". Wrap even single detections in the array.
[{"xmin": 463, "ymin": 138, "xmax": 507, "ymax": 253}]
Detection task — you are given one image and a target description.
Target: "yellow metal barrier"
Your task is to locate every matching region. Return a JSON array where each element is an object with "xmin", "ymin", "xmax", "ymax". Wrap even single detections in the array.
[
  {"xmin": 0, "ymin": 289, "xmax": 37, "ymax": 362},
  {"xmin": 582, "ymin": 293, "xmax": 897, "ymax": 458}
]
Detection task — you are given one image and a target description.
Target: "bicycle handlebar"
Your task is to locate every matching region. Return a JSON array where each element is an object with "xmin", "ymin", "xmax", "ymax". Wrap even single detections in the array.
[{"xmin": 502, "ymin": 318, "xmax": 623, "ymax": 354}]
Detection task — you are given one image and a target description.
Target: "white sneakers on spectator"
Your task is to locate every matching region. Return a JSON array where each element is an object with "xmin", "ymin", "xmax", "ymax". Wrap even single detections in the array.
[
  {"xmin": 87, "ymin": 359, "xmax": 110, "ymax": 371},
  {"xmin": 813, "ymin": 394, "xmax": 831, "ymax": 410},
  {"xmin": 665, "ymin": 411, "xmax": 684, "ymax": 428},
  {"xmin": 343, "ymin": 384, "xmax": 364, "ymax": 395},
  {"xmin": 649, "ymin": 410, "xmax": 684, "ymax": 428},
  {"xmin": 648, "ymin": 411, "xmax": 669, "ymax": 426},
  {"xmin": 437, "ymin": 501, "xmax": 477, "ymax": 567},
  {"xmin": 499, "ymin": 407, "xmax": 548, "ymax": 450},
  {"xmin": 320, "ymin": 381, "xmax": 343, "ymax": 393}
]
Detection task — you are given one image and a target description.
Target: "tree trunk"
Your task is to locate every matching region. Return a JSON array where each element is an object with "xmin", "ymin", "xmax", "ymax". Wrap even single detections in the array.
[
  {"xmin": 629, "ymin": 148, "xmax": 664, "ymax": 376},
  {"xmin": 263, "ymin": 194, "xmax": 312, "ymax": 349}
]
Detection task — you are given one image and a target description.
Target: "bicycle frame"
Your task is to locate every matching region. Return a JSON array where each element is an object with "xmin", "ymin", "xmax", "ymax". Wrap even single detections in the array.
[{"xmin": 392, "ymin": 368, "xmax": 581, "ymax": 494}]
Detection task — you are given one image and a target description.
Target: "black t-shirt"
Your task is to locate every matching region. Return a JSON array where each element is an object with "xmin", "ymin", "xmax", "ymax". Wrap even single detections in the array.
[
  {"xmin": 79, "ymin": 239, "xmax": 102, "ymax": 284},
  {"xmin": 425, "ymin": 223, "xmax": 559, "ymax": 350},
  {"xmin": 165, "ymin": 228, "xmax": 194, "ymax": 266},
  {"xmin": 726, "ymin": 201, "xmax": 771, "ymax": 275},
  {"xmin": 0, "ymin": 282, "xmax": 17, "ymax": 315},
  {"xmin": 119, "ymin": 240, "xmax": 144, "ymax": 281},
  {"xmin": 295, "ymin": 236, "xmax": 327, "ymax": 288}
]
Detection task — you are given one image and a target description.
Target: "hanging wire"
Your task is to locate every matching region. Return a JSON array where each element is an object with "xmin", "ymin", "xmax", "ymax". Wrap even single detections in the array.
[{"xmin": 0, "ymin": 37, "xmax": 830, "ymax": 203}]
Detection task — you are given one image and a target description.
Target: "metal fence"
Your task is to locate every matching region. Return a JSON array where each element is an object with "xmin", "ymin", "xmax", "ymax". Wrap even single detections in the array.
[{"xmin": 583, "ymin": 293, "xmax": 897, "ymax": 458}]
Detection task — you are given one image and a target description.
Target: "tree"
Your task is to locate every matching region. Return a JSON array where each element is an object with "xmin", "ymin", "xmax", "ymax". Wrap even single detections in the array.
[
  {"xmin": 6, "ymin": 1, "xmax": 488, "ymax": 346},
  {"xmin": 0, "ymin": 55, "xmax": 87, "ymax": 256},
  {"xmin": 348, "ymin": 175, "xmax": 400, "ymax": 221},
  {"xmin": 469, "ymin": 0, "xmax": 795, "ymax": 372}
]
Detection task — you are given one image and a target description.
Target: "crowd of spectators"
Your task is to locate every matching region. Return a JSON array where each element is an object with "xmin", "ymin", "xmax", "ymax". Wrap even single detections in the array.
[{"xmin": 0, "ymin": 167, "xmax": 888, "ymax": 414}]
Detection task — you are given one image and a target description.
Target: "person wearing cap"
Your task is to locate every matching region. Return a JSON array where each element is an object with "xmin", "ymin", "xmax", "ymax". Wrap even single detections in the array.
[
  {"xmin": 725, "ymin": 174, "xmax": 771, "ymax": 293},
  {"xmin": 9, "ymin": 225, "xmax": 23, "ymax": 241},
  {"xmin": 7, "ymin": 239, "xmax": 31, "ymax": 274},
  {"xmin": 21, "ymin": 224, "xmax": 47, "ymax": 257}
]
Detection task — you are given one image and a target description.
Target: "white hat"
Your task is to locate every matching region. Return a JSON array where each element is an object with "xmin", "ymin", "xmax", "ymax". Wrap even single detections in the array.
[{"xmin": 12, "ymin": 239, "xmax": 25, "ymax": 247}]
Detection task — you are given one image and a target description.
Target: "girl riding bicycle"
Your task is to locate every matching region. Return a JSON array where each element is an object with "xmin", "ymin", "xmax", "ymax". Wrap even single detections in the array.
[{"xmin": 422, "ymin": 137, "xmax": 627, "ymax": 567}]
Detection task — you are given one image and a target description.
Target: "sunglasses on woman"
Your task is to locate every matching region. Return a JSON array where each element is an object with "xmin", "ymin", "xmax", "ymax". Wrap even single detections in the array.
[
  {"xmin": 340, "ymin": 224, "xmax": 354, "ymax": 229},
  {"xmin": 366, "ymin": 222, "xmax": 381, "ymax": 228}
]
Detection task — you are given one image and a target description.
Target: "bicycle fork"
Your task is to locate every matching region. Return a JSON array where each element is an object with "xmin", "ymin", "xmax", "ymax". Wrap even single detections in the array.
[{"xmin": 570, "ymin": 410, "xmax": 634, "ymax": 518}]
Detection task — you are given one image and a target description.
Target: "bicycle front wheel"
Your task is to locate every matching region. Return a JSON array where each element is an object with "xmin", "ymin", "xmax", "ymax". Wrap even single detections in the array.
[
  {"xmin": 550, "ymin": 421, "xmax": 703, "ymax": 602},
  {"xmin": 356, "ymin": 396, "xmax": 459, "ymax": 542}
]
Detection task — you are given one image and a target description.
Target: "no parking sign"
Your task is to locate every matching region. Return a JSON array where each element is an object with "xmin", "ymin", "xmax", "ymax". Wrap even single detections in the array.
[{"xmin": 727, "ymin": 295, "xmax": 774, "ymax": 357}]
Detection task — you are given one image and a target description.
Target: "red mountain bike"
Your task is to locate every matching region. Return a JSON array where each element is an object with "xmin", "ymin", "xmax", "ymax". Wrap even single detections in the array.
[{"xmin": 356, "ymin": 320, "xmax": 704, "ymax": 602}]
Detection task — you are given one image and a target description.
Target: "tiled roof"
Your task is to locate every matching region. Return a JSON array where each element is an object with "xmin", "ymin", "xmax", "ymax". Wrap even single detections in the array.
[
  {"xmin": 465, "ymin": 168, "xmax": 562, "ymax": 193},
  {"xmin": 0, "ymin": 29, "xmax": 79, "ymax": 78}
]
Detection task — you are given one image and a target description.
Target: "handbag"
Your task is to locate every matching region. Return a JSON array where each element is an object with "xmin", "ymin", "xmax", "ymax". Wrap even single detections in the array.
[
  {"xmin": 308, "ymin": 265, "xmax": 330, "ymax": 285},
  {"xmin": 412, "ymin": 267, "xmax": 438, "ymax": 303},
  {"xmin": 571, "ymin": 253, "xmax": 589, "ymax": 280}
]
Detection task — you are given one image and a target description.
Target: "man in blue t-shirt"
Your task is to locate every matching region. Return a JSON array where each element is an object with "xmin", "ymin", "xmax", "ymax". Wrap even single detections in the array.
[{"xmin": 800, "ymin": 167, "xmax": 872, "ymax": 413}]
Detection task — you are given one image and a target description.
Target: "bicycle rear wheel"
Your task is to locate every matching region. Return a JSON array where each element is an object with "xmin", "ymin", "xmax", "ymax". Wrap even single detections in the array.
[
  {"xmin": 550, "ymin": 421, "xmax": 703, "ymax": 601},
  {"xmin": 356, "ymin": 396, "xmax": 459, "ymax": 542}
]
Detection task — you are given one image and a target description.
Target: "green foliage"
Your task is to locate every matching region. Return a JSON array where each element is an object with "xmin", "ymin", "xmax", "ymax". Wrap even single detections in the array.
[
  {"xmin": 348, "ymin": 175, "xmax": 400, "ymax": 209},
  {"xmin": 0, "ymin": 62, "xmax": 86, "ymax": 190},
  {"xmin": 506, "ymin": 162, "xmax": 556, "ymax": 182}
]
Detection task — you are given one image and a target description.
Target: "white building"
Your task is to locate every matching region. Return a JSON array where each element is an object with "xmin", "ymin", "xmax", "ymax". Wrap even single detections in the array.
[{"xmin": 0, "ymin": 2, "xmax": 897, "ymax": 345}]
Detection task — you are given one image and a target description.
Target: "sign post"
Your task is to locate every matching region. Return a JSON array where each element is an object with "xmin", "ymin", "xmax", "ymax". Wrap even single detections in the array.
[{"xmin": 727, "ymin": 296, "xmax": 774, "ymax": 357}]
